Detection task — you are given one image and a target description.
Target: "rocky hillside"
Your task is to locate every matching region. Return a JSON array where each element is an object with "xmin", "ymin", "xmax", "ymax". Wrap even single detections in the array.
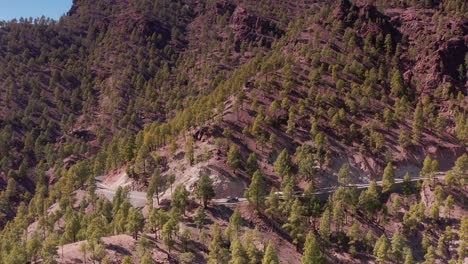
[{"xmin": 0, "ymin": 0, "xmax": 467, "ymax": 263}]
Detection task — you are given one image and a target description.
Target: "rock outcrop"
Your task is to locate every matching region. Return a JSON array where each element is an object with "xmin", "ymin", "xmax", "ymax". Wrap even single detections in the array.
[{"xmin": 230, "ymin": 6, "xmax": 284, "ymax": 48}]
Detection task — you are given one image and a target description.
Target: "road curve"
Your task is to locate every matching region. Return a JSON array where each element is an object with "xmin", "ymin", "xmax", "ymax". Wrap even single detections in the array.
[{"xmin": 96, "ymin": 173, "xmax": 448, "ymax": 208}]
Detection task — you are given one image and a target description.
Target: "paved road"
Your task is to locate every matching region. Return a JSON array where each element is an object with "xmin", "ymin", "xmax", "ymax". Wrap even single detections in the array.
[
  {"xmin": 96, "ymin": 172, "xmax": 448, "ymax": 208},
  {"xmin": 97, "ymin": 182, "xmax": 150, "ymax": 208}
]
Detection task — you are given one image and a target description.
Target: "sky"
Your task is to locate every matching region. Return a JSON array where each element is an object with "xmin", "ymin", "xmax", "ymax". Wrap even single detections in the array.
[{"xmin": 0, "ymin": 0, "xmax": 73, "ymax": 21}]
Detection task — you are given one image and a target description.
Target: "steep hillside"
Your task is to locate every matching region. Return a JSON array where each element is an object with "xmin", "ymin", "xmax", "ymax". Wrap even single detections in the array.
[{"xmin": 0, "ymin": 0, "xmax": 467, "ymax": 263}]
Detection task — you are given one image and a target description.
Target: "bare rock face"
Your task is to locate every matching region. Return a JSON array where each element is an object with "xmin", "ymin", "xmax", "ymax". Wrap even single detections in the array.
[
  {"xmin": 214, "ymin": 0, "xmax": 236, "ymax": 16},
  {"xmin": 333, "ymin": 0, "xmax": 353, "ymax": 21},
  {"xmin": 387, "ymin": 9, "xmax": 467, "ymax": 94},
  {"xmin": 437, "ymin": 36, "xmax": 468, "ymax": 82},
  {"xmin": 334, "ymin": 0, "xmax": 400, "ymax": 40},
  {"xmin": 230, "ymin": 6, "xmax": 284, "ymax": 48}
]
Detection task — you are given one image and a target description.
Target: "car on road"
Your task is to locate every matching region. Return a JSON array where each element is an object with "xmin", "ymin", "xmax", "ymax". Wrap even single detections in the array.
[{"xmin": 226, "ymin": 197, "xmax": 239, "ymax": 203}]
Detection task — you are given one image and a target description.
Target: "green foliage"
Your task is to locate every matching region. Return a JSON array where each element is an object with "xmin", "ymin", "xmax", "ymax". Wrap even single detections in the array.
[
  {"xmin": 382, "ymin": 162, "xmax": 395, "ymax": 193},
  {"xmin": 246, "ymin": 152, "xmax": 259, "ymax": 176},
  {"xmin": 195, "ymin": 174, "xmax": 215, "ymax": 208},
  {"xmin": 319, "ymin": 207, "xmax": 331, "ymax": 240},
  {"xmin": 302, "ymin": 232, "xmax": 325, "ymax": 264},
  {"xmin": 208, "ymin": 224, "xmax": 229, "ymax": 264},
  {"xmin": 412, "ymin": 102, "xmax": 423, "ymax": 143},
  {"xmin": 0, "ymin": 2, "xmax": 466, "ymax": 262},
  {"xmin": 179, "ymin": 252, "xmax": 195, "ymax": 264},
  {"xmin": 282, "ymin": 199, "xmax": 307, "ymax": 245},
  {"xmin": 391, "ymin": 230, "xmax": 405, "ymax": 262},
  {"xmin": 338, "ymin": 163, "xmax": 351, "ymax": 185},
  {"xmin": 122, "ymin": 256, "xmax": 133, "ymax": 264},
  {"xmin": 245, "ymin": 170, "xmax": 265, "ymax": 209},
  {"xmin": 444, "ymin": 195, "xmax": 454, "ymax": 218},
  {"xmin": 296, "ymin": 145, "xmax": 316, "ymax": 181},
  {"xmin": 265, "ymin": 189, "xmax": 281, "ymax": 219},
  {"xmin": 230, "ymin": 238, "xmax": 247, "ymax": 264},
  {"xmin": 358, "ymin": 181, "xmax": 381, "ymax": 217},
  {"xmin": 148, "ymin": 170, "xmax": 163, "ymax": 204},
  {"xmin": 227, "ymin": 145, "xmax": 242, "ymax": 173},
  {"xmin": 171, "ymin": 184, "xmax": 189, "ymax": 216},
  {"xmin": 274, "ymin": 149, "xmax": 292, "ymax": 178},
  {"xmin": 162, "ymin": 217, "xmax": 178, "ymax": 252},
  {"xmin": 374, "ymin": 235, "xmax": 389, "ymax": 263},
  {"xmin": 126, "ymin": 208, "xmax": 145, "ymax": 239},
  {"xmin": 262, "ymin": 240, "xmax": 280, "ymax": 264},
  {"xmin": 229, "ymin": 209, "xmax": 243, "ymax": 234},
  {"xmin": 185, "ymin": 138, "xmax": 195, "ymax": 166},
  {"xmin": 403, "ymin": 202, "xmax": 426, "ymax": 232}
]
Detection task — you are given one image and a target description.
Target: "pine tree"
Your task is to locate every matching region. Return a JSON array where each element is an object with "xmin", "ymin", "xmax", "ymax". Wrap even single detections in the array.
[
  {"xmin": 302, "ymin": 232, "xmax": 325, "ymax": 264},
  {"xmin": 171, "ymin": 184, "xmax": 189, "ymax": 216},
  {"xmin": 382, "ymin": 162, "xmax": 395, "ymax": 193},
  {"xmin": 167, "ymin": 174, "xmax": 176, "ymax": 194},
  {"xmin": 338, "ymin": 163, "xmax": 351, "ymax": 186},
  {"xmin": 385, "ymin": 34, "xmax": 393, "ymax": 56},
  {"xmin": 64, "ymin": 213, "xmax": 80, "ymax": 242},
  {"xmin": 126, "ymin": 208, "xmax": 144, "ymax": 239},
  {"xmin": 265, "ymin": 189, "xmax": 280, "ymax": 219},
  {"xmin": 358, "ymin": 181, "xmax": 381, "ymax": 218},
  {"xmin": 122, "ymin": 256, "xmax": 132, "ymax": 264},
  {"xmin": 274, "ymin": 149, "xmax": 292, "ymax": 178},
  {"xmin": 41, "ymin": 233, "xmax": 59, "ymax": 264},
  {"xmin": 227, "ymin": 145, "xmax": 241, "ymax": 173},
  {"xmin": 390, "ymin": 69, "xmax": 404, "ymax": 97},
  {"xmin": 365, "ymin": 231, "xmax": 375, "ymax": 253},
  {"xmin": 430, "ymin": 159, "xmax": 439, "ymax": 182},
  {"xmin": 194, "ymin": 206, "xmax": 206, "ymax": 232},
  {"xmin": 185, "ymin": 137, "xmax": 194, "ymax": 165},
  {"xmin": 375, "ymin": 235, "xmax": 389, "ymax": 263},
  {"xmin": 458, "ymin": 216, "xmax": 468, "ymax": 262},
  {"xmin": 230, "ymin": 238, "xmax": 247, "ymax": 264},
  {"xmin": 245, "ymin": 170, "xmax": 265, "ymax": 209},
  {"xmin": 262, "ymin": 240, "xmax": 280, "ymax": 264},
  {"xmin": 402, "ymin": 172, "xmax": 412, "ymax": 196},
  {"xmin": 269, "ymin": 100, "xmax": 280, "ymax": 122},
  {"xmin": 80, "ymin": 240, "xmax": 88, "ymax": 264},
  {"xmin": 140, "ymin": 252, "xmax": 153, "ymax": 264},
  {"xmin": 283, "ymin": 199, "xmax": 307, "ymax": 246},
  {"xmin": 196, "ymin": 174, "xmax": 215, "ymax": 208},
  {"xmin": 391, "ymin": 230, "xmax": 405, "ymax": 262},
  {"xmin": 148, "ymin": 169, "xmax": 162, "ymax": 205},
  {"xmin": 246, "ymin": 152, "xmax": 258, "ymax": 175},
  {"xmin": 162, "ymin": 217, "xmax": 178, "ymax": 252},
  {"xmin": 298, "ymin": 155, "xmax": 316, "ymax": 182},
  {"xmin": 180, "ymin": 228, "xmax": 193, "ymax": 252},
  {"xmin": 286, "ymin": 108, "xmax": 296, "ymax": 134},
  {"xmin": 404, "ymin": 247, "xmax": 414, "ymax": 264},
  {"xmin": 208, "ymin": 224, "xmax": 228, "ymax": 264},
  {"xmin": 430, "ymin": 204, "xmax": 439, "ymax": 221},
  {"xmin": 424, "ymin": 246, "xmax": 436, "ymax": 264},
  {"xmin": 444, "ymin": 195, "xmax": 454, "ymax": 218},
  {"xmin": 136, "ymin": 236, "xmax": 152, "ymax": 258},
  {"xmin": 421, "ymin": 156, "xmax": 432, "ymax": 177},
  {"xmin": 147, "ymin": 208, "xmax": 169, "ymax": 239},
  {"xmin": 383, "ymin": 108, "xmax": 394, "ymax": 128},
  {"xmin": 348, "ymin": 221, "xmax": 361, "ymax": 244},
  {"xmin": 412, "ymin": 102, "xmax": 423, "ymax": 143},
  {"xmin": 332, "ymin": 202, "xmax": 345, "ymax": 233},
  {"xmin": 179, "ymin": 252, "xmax": 195, "ymax": 264},
  {"xmin": 244, "ymin": 227, "xmax": 261, "ymax": 263},
  {"xmin": 399, "ymin": 129, "xmax": 411, "ymax": 149},
  {"xmin": 26, "ymin": 232, "xmax": 42, "ymax": 263},
  {"xmin": 229, "ymin": 209, "xmax": 243, "ymax": 234},
  {"xmin": 319, "ymin": 207, "xmax": 331, "ymax": 240}
]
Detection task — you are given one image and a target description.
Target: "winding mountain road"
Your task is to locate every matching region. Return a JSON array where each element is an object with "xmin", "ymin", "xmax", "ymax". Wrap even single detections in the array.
[{"xmin": 96, "ymin": 172, "xmax": 448, "ymax": 208}]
